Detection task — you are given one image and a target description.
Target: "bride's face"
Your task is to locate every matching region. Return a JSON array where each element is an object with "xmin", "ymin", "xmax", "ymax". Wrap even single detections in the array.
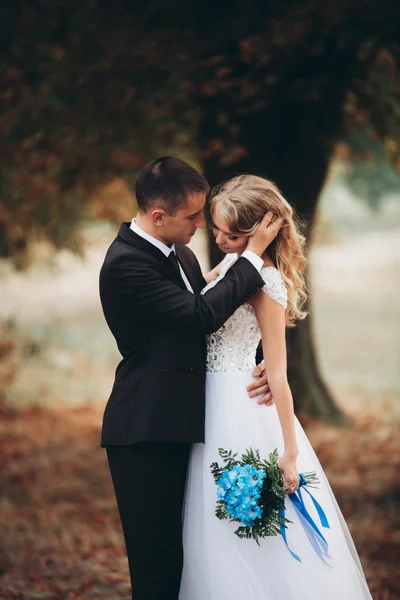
[{"xmin": 211, "ymin": 213, "xmax": 248, "ymax": 255}]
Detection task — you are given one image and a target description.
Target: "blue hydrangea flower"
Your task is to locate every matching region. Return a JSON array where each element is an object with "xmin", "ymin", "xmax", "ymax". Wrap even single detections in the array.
[
  {"xmin": 236, "ymin": 465, "xmax": 265, "ymax": 490},
  {"xmin": 217, "ymin": 464, "xmax": 265, "ymax": 528},
  {"xmin": 229, "ymin": 486, "xmax": 243, "ymax": 503},
  {"xmin": 217, "ymin": 485, "xmax": 226, "ymax": 499},
  {"xmin": 228, "ymin": 468, "xmax": 239, "ymax": 481},
  {"xmin": 219, "ymin": 471, "xmax": 233, "ymax": 491}
]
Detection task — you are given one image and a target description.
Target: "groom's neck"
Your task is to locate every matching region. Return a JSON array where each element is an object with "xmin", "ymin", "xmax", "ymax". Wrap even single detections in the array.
[{"xmin": 135, "ymin": 214, "xmax": 169, "ymax": 245}]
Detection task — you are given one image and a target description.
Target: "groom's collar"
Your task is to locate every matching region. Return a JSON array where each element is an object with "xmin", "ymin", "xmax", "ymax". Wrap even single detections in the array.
[
  {"xmin": 118, "ymin": 222, "xmax": 181, "ymax": 265},
  {"xmin": 129, "ymin": 218, "xmax": 175, "ymax": 257},
  {"xmin": 117, "ymin": 222, "xmax": 202, "ymax": 292}
]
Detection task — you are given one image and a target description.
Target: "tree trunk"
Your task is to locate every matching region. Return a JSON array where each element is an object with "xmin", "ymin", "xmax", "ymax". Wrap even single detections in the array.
[
  {"xmin": 199, "ymin": 48, "xmax": 354, "ymax": 424},
  {"xmin": 285, "ymin": 303, "xmax": 345, "ymax": 422}
]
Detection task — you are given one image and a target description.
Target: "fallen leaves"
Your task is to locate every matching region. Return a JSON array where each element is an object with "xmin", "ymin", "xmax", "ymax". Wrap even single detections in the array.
[{"xmin": 0, "ymin": 399, "xmax": 399, "ymax": 599}]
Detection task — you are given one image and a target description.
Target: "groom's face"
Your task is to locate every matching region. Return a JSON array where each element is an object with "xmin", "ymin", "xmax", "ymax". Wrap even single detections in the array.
[{"xmin": 158, "ymin": 192, "xmax": 207, "ymax": 245}]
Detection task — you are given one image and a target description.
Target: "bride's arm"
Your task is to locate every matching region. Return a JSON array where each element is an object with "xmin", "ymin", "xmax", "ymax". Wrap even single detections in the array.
[
  {"xmin": 249, "ymin": 291, "xmax": 299, "ymax": 493},
  {"xmin": 203, "ymin": 260, "xmax": 223, "ymax": 284}
]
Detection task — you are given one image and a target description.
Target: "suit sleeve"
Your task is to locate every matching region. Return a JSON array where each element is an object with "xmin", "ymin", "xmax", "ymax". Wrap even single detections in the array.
[{"xmin": 101, "ymin": 253, "xmax": 264, "ymax": 335}]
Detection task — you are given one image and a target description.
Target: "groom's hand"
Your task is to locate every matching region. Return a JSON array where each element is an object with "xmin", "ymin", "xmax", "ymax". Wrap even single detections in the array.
[
  {"xmin": 247, "ymin": 211, "xmax": 283, "ymax": 257},
  {"xmin": 247, "ymin": 362, "xmax": 274, "ymax": 406}
]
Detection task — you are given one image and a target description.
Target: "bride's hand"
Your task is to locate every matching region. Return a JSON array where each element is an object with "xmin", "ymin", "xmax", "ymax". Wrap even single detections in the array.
[
  {"xmin": 278, "ymin": 454, "xmax": 299, "ymax": 495},
  {"xmin": 246, "ymin": 212, "xmax": 283, "ymax": 257},
  {"xmin": 203, "ymin": 261, "xmax": 223, "ymax": 284}
]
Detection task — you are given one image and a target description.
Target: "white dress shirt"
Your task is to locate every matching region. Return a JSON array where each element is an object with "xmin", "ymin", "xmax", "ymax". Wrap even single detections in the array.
[
  {"xmin": 130, "ymin": 219, "xmax": 264, "ymax": 294},
  {"xmin": 130, "ymin": 219, "xmax": 194, "ymax": 292}
]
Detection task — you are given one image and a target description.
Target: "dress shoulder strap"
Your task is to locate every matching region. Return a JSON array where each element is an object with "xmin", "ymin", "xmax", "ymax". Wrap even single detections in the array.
[
  {"xmin": 219, "ymin": 253, "xmax": 238, "ymax": 277},
  {"xmin": 260, "ymin": 267, "xmax": 288, "ymax": 309}
]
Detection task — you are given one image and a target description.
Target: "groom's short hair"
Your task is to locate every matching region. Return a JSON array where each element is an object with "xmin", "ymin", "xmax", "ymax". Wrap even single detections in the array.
[{"xmin": 135, "ymin": 156, "xmax": 210, "ymax": 215}]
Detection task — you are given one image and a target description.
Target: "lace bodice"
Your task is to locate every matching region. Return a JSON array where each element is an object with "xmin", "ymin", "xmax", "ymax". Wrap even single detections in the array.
[{"xmin": 202, "ymin": 254, "xmax": 288, "ymax": 372}]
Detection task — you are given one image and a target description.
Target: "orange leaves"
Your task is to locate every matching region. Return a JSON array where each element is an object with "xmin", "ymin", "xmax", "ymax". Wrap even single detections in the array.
[
  {"xmin": 0, "ymin": 322, "xmax": 18, "ymax": 399},
  {"xmin": 20, "ymin": 131, "xmax": 45, "ymax": 151},
  {"xmin": 90, "ymin": 178, "xmax": 137, "ymax": 223},
  {"xmin": 0, "ymin": 397, "xmax": 399, "ymax": 597},
  {"xmin": 109, "ymin": 149, "xmax": 144, "ymax": 169}
]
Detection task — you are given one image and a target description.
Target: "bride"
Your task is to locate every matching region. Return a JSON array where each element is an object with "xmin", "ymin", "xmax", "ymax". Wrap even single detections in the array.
[{"xmin": 179, "ymin": 175, "xmax": 373, "ymax": 599}]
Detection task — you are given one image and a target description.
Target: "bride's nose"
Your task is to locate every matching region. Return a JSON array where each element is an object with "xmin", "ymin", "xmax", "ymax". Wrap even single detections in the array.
[{"xmin": 215, "ymin": 231, "xmax": 224, "ymax": 244}]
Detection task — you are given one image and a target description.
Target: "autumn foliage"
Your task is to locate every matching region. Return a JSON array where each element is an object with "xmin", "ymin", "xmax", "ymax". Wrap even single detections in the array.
[{"xmin": 1, "ymin": 0, "xmax": 400, "ymax": 265}]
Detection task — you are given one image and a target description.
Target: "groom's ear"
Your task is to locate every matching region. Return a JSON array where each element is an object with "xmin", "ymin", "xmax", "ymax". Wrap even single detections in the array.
[{"xmin": 151, "ymin": 208, "xmax": 168, "ymax": 226}]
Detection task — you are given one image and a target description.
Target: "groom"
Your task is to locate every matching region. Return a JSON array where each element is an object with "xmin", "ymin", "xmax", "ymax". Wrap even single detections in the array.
[{"xmin": 99, "ymin": 156, "xmax": 279, "ymax": 600}]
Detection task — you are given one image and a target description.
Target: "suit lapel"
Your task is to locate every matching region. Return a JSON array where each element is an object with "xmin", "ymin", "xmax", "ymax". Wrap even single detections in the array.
[
  {"xmin": 117, "ymin": 223, "xmax": 187, "ymax": 289},
  {"xmin": 118, "ymin": 222, "xmax": 165, "ymax": 261},
  {"xmin": 176, "ymin": 246, "xmax": 205, "ymax": 294}
]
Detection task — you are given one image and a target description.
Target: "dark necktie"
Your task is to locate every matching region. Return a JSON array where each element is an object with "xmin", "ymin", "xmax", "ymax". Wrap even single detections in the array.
[{"xmin": 168, "ymin": 250, "xmax": 185, "ymax": 285}]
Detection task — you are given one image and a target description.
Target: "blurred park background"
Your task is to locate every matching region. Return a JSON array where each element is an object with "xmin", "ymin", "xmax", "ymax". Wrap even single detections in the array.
[{"xmin": 0, "ymin": 1, "xmax": 399, "ymax": 598}]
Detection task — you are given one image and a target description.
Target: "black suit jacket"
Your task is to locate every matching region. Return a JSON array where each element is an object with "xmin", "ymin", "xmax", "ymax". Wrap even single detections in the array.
[{"xmin": 99, "ymin": 223, "xmax": 264, "ymax": 446}]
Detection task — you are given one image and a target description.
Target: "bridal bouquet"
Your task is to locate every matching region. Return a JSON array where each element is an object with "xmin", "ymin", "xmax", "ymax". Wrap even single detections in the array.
[{"xmin": 210, "ymin": 447, "xmax": 327, "ymax": 558}]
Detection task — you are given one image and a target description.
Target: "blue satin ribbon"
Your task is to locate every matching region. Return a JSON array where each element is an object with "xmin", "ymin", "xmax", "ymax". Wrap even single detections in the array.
[
  {"xmin": 280, "ymin": 473, "xmax": 330, "ymax": 563},
  {"xmin": 279, "ymin": 509, "xmax": 301, "ymax": 562}
]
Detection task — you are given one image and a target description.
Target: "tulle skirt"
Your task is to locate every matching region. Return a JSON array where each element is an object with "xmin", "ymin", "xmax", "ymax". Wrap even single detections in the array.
[{"xmin": 180, "ymin": 371, "xmax": 373, "ymax": 600}]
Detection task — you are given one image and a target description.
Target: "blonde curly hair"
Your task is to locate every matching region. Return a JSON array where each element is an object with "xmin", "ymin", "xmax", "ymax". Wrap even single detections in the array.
[{"xmin": 210, "ymin": 174, "xmax": 308, "ymax": 327}]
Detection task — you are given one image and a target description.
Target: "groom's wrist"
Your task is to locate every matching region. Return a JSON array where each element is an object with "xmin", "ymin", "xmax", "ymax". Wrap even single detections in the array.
[{"xmin": 241, "ymin": 250, "xmax": 263, "ymax": 273}]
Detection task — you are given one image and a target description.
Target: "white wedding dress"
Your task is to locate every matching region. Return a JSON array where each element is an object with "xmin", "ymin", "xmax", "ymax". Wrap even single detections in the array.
[{"xmin": 180, "ymin": 254, "xmax": 373, "ymax": 600}]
